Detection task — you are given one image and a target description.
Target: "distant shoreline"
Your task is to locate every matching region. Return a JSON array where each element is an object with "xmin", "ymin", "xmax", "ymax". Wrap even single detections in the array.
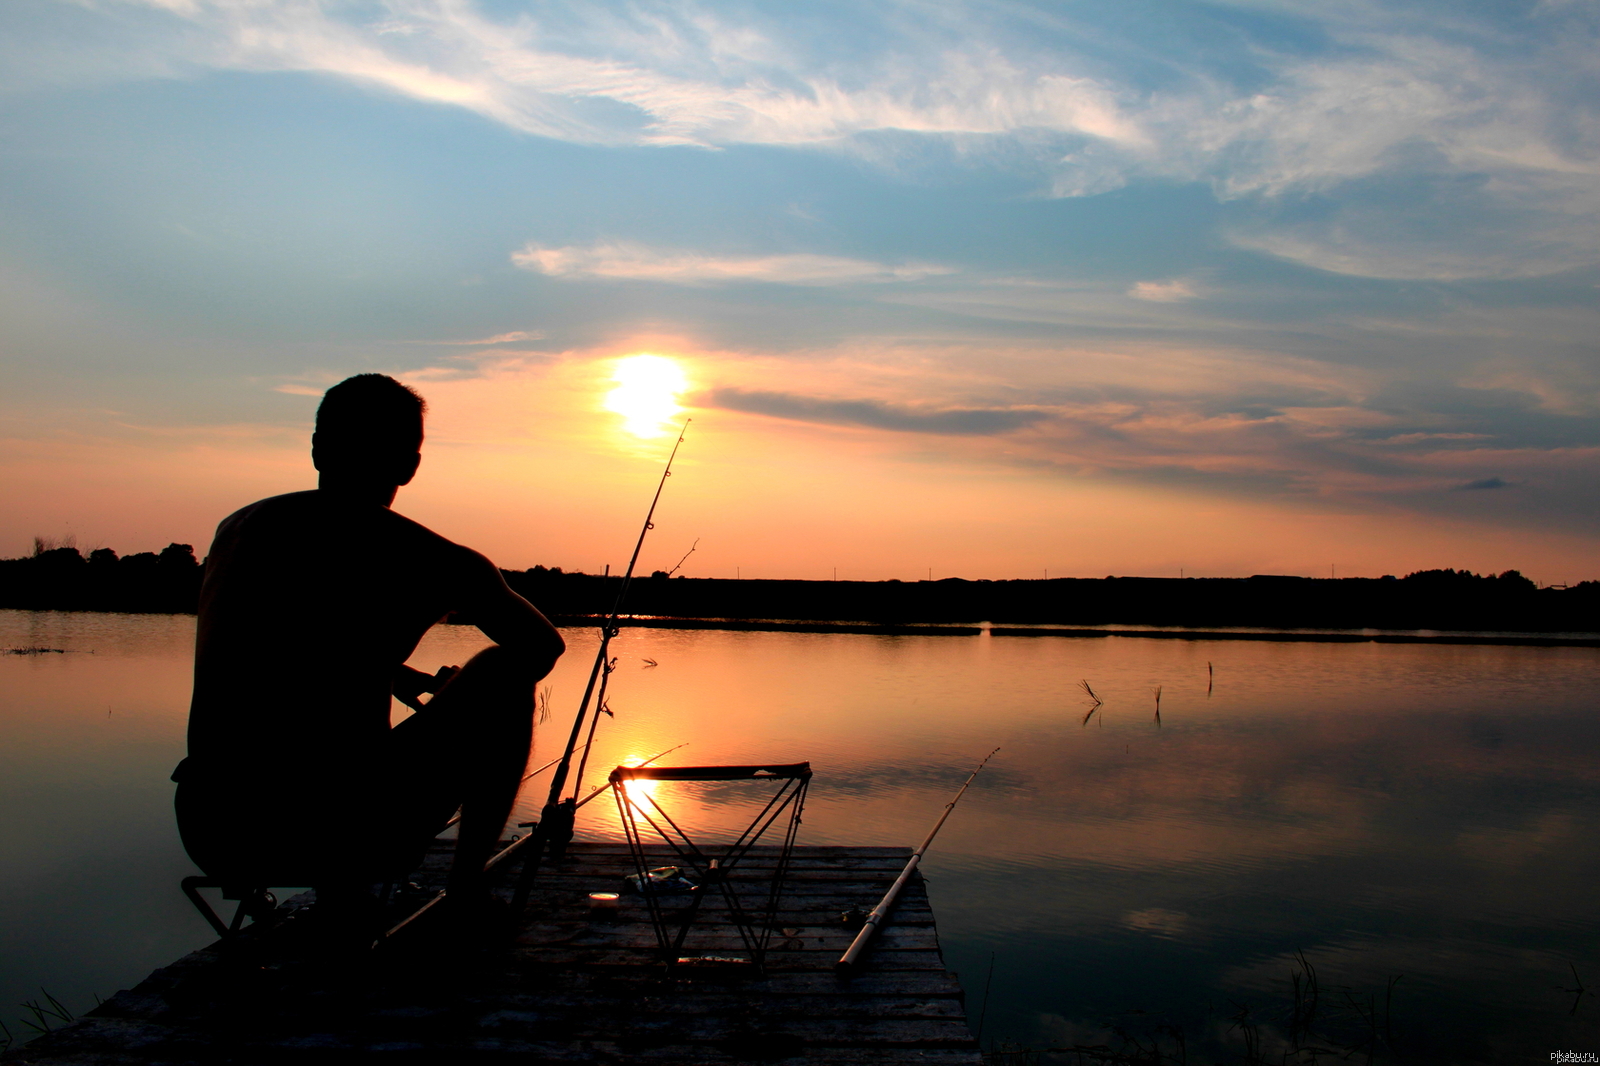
[
  {"xmin": 541, "ymin": 614, "xmax": 1600, "ymax": 648},
  {"xmin": 505, "ymin": 568, "xmax": 1600, "ymax": 640},
  {"xmin": 4, "ymin": 545, "xmax": 1597, "ymax": 644}
]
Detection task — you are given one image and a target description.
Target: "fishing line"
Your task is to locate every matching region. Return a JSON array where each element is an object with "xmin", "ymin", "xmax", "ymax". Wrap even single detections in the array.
[{"xmin": 558, "ymin": 417, "xmax": 691, "ymax": 808}]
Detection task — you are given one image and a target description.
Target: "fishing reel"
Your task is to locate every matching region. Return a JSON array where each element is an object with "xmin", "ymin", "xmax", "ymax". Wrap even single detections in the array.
[{"xmin": 542, "ymin": 797, "xmax": 578, "ymax": 861}]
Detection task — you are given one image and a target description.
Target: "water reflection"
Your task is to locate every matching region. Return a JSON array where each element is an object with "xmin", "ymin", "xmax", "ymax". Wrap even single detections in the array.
[{"xmin": 4, "ymin": 610, "xmax": 1599, "ymax": 1062}]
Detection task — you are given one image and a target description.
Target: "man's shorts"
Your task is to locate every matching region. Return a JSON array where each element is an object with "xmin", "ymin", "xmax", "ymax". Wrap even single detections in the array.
[{"xmin": 174, "ymin": 710, "xmax": 466, "ymax": 887}]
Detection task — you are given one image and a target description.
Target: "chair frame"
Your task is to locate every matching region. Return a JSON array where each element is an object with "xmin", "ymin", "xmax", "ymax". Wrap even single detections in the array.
[
  {"xmin": 179, "ymin": 877, "xmax": 283, "ymax": 939},
  {"xmin": 611, "ymin": 762, "xmax": 811, "ymax": 971}
]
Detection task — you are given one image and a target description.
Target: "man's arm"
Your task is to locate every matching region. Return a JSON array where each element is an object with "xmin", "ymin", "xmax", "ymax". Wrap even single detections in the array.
[{"xmin": 457, "ymin": 549, "xmax": 566, "ymax": 673}]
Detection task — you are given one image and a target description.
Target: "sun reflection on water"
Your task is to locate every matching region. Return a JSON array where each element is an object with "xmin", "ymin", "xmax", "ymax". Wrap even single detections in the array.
[{"xmin": 618, "ymin": 766, "xmax": 660, "ymax": 802}]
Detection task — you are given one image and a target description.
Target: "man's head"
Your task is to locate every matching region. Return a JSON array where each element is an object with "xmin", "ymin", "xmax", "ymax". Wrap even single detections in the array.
[{"xmin": 312, "ymin": 374, "xmax": 427, "ymax": 494}]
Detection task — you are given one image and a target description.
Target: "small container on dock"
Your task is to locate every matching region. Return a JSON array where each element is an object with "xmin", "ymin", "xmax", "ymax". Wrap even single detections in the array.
[
  {"xmin": 587, "ymin": 890, "xmax": 621, "ymax": 920},
  {"xmin": 622, "ymin": 864, "xmax": 700, "ymax": 895}
]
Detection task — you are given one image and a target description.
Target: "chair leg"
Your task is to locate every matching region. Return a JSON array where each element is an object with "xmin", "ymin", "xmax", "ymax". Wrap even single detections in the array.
[
  {"xmin": 233, "ymin": 888, "xmax": 278, "ymax": 931},
  {"xmin": 181, "ymin": 877, "xmax": 231, "ymax": 938}
]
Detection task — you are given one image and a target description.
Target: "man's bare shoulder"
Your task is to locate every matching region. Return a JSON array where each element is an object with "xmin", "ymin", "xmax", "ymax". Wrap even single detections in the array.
[
  {"xmin": 377, "ymin": 507, "xmax": 486, "ymax": 567},
  {"xmin": 209, "ymin": 491, "xmax": 318, "ymax": 543},
  {"xmin": 219, "ymin": 493, "xmax": 445, "ymax": 544},
  {"xmin": 209, "ymin": 491, "xmax": 495, "ymax": 583}
]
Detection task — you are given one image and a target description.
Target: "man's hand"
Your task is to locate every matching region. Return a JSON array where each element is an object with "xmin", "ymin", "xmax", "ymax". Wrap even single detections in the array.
[{"xmin": 393, "ymin": 663, "xmax": 461, "ymax": 712}]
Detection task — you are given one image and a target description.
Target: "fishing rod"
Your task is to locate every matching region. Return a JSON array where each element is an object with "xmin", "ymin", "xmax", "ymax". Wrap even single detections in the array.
[
  {"xmin": 835, "ymin": 747, "xmax": 1000, "ymax": 977},
  {"xmin": 440, "ymin": 741, "xmax": 594, "ymax": 831},
  {"xmin": 573, "ymin": 742, "xmax": 686, "ymax": 811},
  {"xmin": 511, "ymin": 418, "xmax": 692, "ymax": 911}
]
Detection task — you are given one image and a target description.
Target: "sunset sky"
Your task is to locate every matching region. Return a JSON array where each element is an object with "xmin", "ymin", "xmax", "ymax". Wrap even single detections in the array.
[{"xmin": 2, "ymin": 0, "xmax": 1597, "ymax": 583}]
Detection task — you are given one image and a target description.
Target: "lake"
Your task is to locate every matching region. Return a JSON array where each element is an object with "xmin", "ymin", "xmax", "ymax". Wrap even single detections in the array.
[{"xmin": 3, "ymin": 608, "xmax": 1598, "ymax": 1062}]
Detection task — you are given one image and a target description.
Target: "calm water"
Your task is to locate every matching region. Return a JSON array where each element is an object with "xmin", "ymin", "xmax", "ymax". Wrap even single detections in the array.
[{"xmin": 3, "ymin": 609, "xmax": 1599, "ymax": 1062}]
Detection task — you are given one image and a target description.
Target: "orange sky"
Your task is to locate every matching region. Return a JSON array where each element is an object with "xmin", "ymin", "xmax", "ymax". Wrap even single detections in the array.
[{"xmin": 7, "ymin": 348, "xmax": 1594, "ymax": 586}]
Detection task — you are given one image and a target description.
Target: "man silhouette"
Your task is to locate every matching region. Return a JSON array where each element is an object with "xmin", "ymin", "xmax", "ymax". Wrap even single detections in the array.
[{"xmin": 174, "ymin": 374, "xmax": 564, "ymax": 930}]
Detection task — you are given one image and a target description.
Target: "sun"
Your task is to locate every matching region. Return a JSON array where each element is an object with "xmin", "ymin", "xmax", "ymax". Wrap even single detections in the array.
[{"xmin": 604, "ymin": 354, "xmax": 687, "ymax": 438}]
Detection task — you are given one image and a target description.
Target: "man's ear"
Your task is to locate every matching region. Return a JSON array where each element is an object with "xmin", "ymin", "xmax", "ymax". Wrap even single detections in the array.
[
  {"xmin": 310, "ymin": 431, "xmax": 326, "ymax": 473},
  {"xmin": 396, "ymin": 450, "xmax": 422, "ymax": 486}
]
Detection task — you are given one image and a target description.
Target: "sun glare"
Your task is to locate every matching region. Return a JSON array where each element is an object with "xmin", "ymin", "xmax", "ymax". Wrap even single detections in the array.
[
  {"xmin": 615, "ymin": 751, "xmax": 666, "ymax": 801},
  {"xmin": 605, "ymin": 354, "xmax": 687, "ymax": 438},
  {"xmin": 621, "ymin": 775, "xmax": 660, "ymax": 802}
]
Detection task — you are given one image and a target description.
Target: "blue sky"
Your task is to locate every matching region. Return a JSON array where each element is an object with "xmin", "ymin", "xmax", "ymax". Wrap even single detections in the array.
[{"xmin": 2, "ymin": 0, "xmax": 1597, "ymax": 580}]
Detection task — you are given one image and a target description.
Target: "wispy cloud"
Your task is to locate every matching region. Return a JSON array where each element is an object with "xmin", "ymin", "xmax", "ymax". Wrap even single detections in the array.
[
  {"xmin": 1371, "ymin": 433, "xmax": 1493, "ymax": 447},
  {"xmin": 1128, "ymin": 279, "xmax": 1197, "ymax": 303},
  {"xmin": 415, "ymin": 331, "xmax": 544, "ymax": 345},
  {"xmin": 683, "ymin": 334, "xmax": 1600, "ymax": 536},
  {"xmin": 709, "ymin": 387, "xmax": 1048, "ymax": 435},
  {"xmin": 90, "ymin": 0, "xmax": 1142, "ymax": 149},
  {"xmin": 513, "ymin": 242, "xmax": 951, "ymax": 285}
]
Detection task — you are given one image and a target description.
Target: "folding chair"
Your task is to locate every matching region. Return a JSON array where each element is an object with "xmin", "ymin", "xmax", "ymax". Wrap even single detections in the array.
[{"xmin": 611, "ymin": 762, "xmax": 810, "ymax": 972}]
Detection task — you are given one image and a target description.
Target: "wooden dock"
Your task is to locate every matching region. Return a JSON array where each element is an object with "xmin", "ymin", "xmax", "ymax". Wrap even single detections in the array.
[{"xmin": 4, "ymin": 842, "xmax": 983, "ymax": 1064}]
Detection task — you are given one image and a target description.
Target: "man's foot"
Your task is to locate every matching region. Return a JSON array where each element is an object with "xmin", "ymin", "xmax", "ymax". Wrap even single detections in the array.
[
  {"xmin": 302, "ymin": 886, "xmax": 384, "ymax": 954},
  {"xmin": 439, "ymin": 887, "xmax": 514, "ymax": 943}
]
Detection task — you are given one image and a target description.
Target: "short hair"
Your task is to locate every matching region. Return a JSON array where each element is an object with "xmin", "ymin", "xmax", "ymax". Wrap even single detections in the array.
[{"xmin": 314, "ymin": 375, "xmax": 426, "ymax": 467}]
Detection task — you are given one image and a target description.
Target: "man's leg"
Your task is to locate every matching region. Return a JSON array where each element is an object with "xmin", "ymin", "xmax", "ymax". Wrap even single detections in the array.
[{"xmin": 389, "ymin": 644, "xmax": 544, "ymax": 901}]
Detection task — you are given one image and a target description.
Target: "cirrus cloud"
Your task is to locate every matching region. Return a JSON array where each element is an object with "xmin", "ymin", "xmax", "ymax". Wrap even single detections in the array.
[
  {"xmin": 512, "ymin": 242, "xmax": 952, "ymax": 285},
  {"xmin": 708, "ymin": 387, "xmax": 1049, "ymax": 436},
  {"xmin": 1128, "ymin": 279, "xmax": 1198, "ymax": 303}
]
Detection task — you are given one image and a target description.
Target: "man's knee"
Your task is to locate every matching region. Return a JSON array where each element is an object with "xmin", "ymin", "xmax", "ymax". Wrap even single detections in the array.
[
  {"xmin": 462, "ymin": 642, "xmax": 553, "ymax": 680},
  {"xmin": 462, "ymin": 643, "xmax": 515, "ymax": 670},
  {"xmin": 443, "ymin": 644, "xmax": 542, "ymax": 715}
]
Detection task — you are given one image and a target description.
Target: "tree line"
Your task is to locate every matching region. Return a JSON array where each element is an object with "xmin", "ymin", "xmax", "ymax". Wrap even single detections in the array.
[
  {"xmin": 0, "ymin": 539, "xmax": 202, "ymax": 613},
  {"xmin": 503, "ymin": 565, "xmax": 1596, "ymax": 634},
  {"xmin": 1, "ymin": 545, "xmax": 1594, "ymax": 633}
]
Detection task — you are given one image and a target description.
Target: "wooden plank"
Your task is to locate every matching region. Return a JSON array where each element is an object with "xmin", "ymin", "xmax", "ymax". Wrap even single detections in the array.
[
  {"xmin": 512, "ymin": 909, "xmax": 932, "ymax": 930},
  {"xmin": 459, "ymin": 1042, "xmax": 983, "ymax": 1064},
  {"xmin": 450, "ymin": 991, "xmax": 973, "ymax": 1019},
  {"xmin": 517, "ymin": 888, "xmax": 923, "ymax": 906},
  {"xmin": 514, "ymin": 888, "xmax": 931, "ymax": 907},
  {"xmin": 514, "ymin": 860, "xmax": 924, "ymax": 877},
  {"xmin": 517, "ymin": 878, "xmax": 928, "ymax": 894},
  {"xmin": 468, "ymin": 1013, "xmax": 979, "ymax": 1046},
  {"xmin": 515, "ymin": 888, "xmax": 934, "ymax": 908},
  {"xmin": 490, "ymin": 843, "xmax": 916, "ymax": 863},
  {"xmin": 533, "ymin": 855, "xmax": 917, "ymax": 870},
  {"xmin": 476, "ymin": 970, "xmax": 968, "ymax": 997},
  {"xmin": 497, "ymin": 948, "xmax": 953, "ymax": 971},
  {"xmin": 538, "ymin": 850, "xmax": 917, "ymax": 864},
  {"xmin": 511, "ymin": 923, "xmax": 942, "ymax": 952}
]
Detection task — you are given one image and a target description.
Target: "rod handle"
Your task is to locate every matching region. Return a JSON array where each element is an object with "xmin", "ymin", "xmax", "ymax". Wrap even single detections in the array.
[{"xmin": 835, "ymin": 854, "xmax": 921, "ymax": 976}]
